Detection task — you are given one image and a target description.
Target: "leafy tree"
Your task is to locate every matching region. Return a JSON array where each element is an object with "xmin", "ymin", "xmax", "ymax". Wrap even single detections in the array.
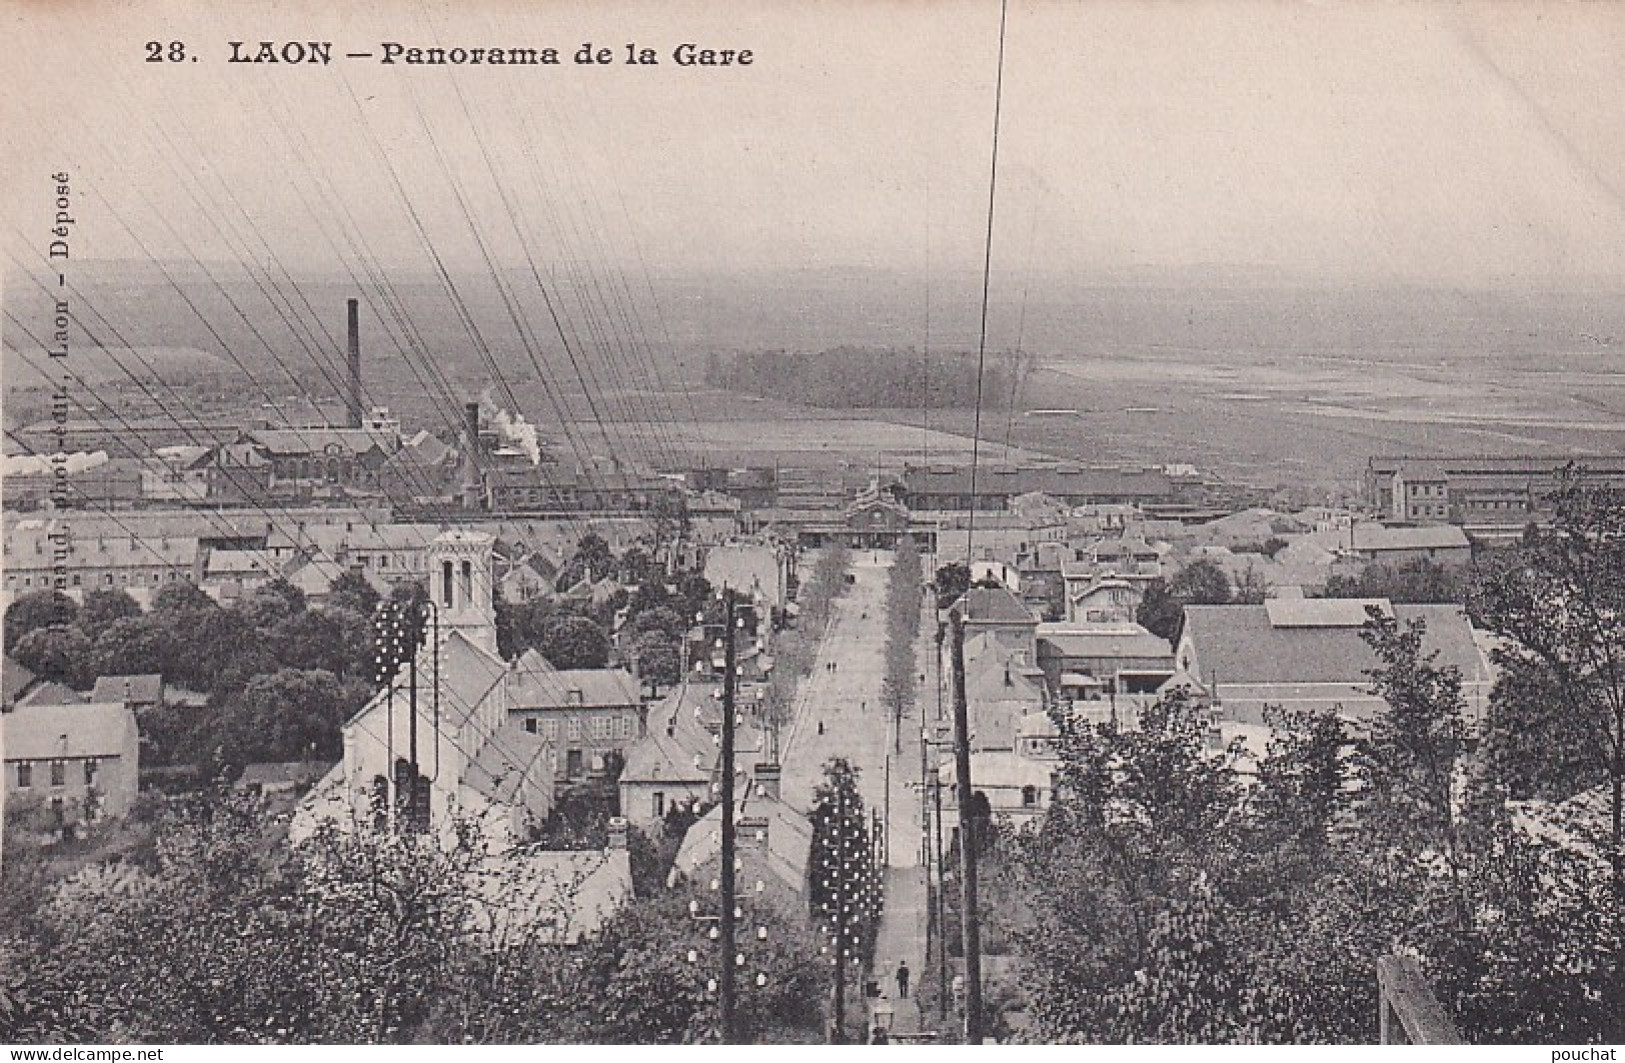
[
  {"xmin": 618, "ymin": 545, "xmax": 661, "ymax": 588},
  {"xmin": 1356, "ymin": 610, "xmax": 1475, "ymax": 930},
  {"xmin": 625, "ymin": 606, "xmax": 686, "ymax": 642},
  {"xmin": 1012, "ymin": 687, "xmax": 1251, "ymax": 1042},
  {"xmin": 267, "ymin": 610, "xmax": 352, "ymax": 677},
  {"xmin": 151, "ymin": 580, "xmax": 215, "ymax": 618},
  {"xmin": 76, "ymin": 589, "xmax": 142, "ymax": 643},
  {"xmin": 627, "ymin": 579, "xmax": 674, "ymax": 618},
  {"xmin": 627, "ymin": 631, "xmax": 681, "ymax": 692},
  {"xmin": 182, "ymin": 608, "xmax": 260, "ymax": 694},
  {"xmin": 934, "ymin": 562, "xmax": 971, "ymax": 610},
  {"xmin": 558, "ymin": 533, "xmax": 615, "ymax": 589},
  {"xmin": 537, "ymin": 615, "xmax": 611, "ymax": 670},
  {"xmin": 91, "ymin": 615, "xmax": 177, "ymax": 680},
  {"xmin": 1469, "ymin": 473, "xmax": 1625, "ymax": 971},
  {"xmin": 217, "ymin": 668, "xmax": 352, "ymax": 767},
  {"xmin": 6, "ymin": 790, "xmax": 483, "ymax": 1043},
  {"xmin": 239, "ymin": 578, "xmax": 307, "ymax": 630},
  {"xmin": 1322, "ymin": 557, "xmax": 1463, "ymax": 603},
  {"xmin": 881, "ymin": 537, "xmax": 923, "ymax": 743},
  {"xmin": 11, "ymin": 624, "xmax": 92, "ymax": 689},
  {"xmin": 1169, "ymin": 557, "xmax": 1232, "ymax": 605},
  {"xmin": 1136, "ymin": 579, "xmax": 1184, "ymax": 644},
  {"xmin": 1478, "ymin": 657, "xmax": 1599, "ymax": 801},
  {"xmin": 4, "ymin": 590, "xmax": 79, "ymax": 647},
  {"xmin": 326, "ymin": 570, "xmax": 381, "ymax": 616},
  {"xmin": 674, "ymin": 572, "xmax": 714, "ymax": 623},
  {"xmin": 1232, "ymin": 563, "xmax": 1271, "ymax": 605}
]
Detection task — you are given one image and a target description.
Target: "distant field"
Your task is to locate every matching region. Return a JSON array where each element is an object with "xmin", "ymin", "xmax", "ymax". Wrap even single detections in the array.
[
  {"xmin": 579, "ymin": 409, "xmax": 1047, "ymax": 469},
  {"xmin": 2, "ymin": 345, "xmax": 228, "ymax": 388},
  {"xmin": 7, "ymin": 266, "xmax": 1622, "ymax": 490},
  {"xmin": 872, "ymin": 347, "xmax": 1625, "ymax": 490}
]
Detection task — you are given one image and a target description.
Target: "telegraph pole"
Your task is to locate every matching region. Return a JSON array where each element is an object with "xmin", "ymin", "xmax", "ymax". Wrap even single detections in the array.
[
  {"xmin": 719, "ymin": 587, "xmax": 739, "ymax": 1043},
  {"xmin": 934, "ymin": 766, "xmax": 948, "ymax": 1020},
  {"xmin": 950, "ymin": 611, "xmax": 983, "ymax": 1042}
]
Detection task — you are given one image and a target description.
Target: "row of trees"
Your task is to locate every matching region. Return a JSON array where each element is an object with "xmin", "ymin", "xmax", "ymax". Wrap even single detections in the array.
[
  {"xmin": 1009, "ymin": 618, "xmax": 1621, "ymax": 1043},
  {"xmin": 5, "ymin": 578, "xmax": 387, "ymax": 771},
  {"xmin": 1006, "ymin": 476, "xmax": 1625, "ymax": 1043},
  {"xmin": 495, "ymin": 536, "xmax": 717, "ymax": 689},
  {"xmin": 758, "ymin": 543, "xmax": 851, "ymax": 733},
  {"xmin": 711, "ymin": 347, "xmax": 1022, "ymax": 411},
  {"xmin": 881, "ymin": 537, "xmax": 922, "ymax": 742},
  {"xmin": 1, "ymin": 787, "xmax": 829, "ymax": 1044}
]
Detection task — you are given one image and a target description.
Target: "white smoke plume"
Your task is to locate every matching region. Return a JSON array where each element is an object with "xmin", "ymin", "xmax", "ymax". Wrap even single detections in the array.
[{"xmin": 477, "ymin": 387, "xmax": 542, "ymax": 464}]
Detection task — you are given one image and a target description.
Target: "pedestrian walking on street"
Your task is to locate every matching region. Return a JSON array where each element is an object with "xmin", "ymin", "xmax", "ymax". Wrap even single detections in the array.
[
  {"xmin": 896, "ymin": 960, "xmax": 910, "ymax": 999},
  {"xmin": 817, "ymin": 720, "xmax": 825, "ymax": 735}
]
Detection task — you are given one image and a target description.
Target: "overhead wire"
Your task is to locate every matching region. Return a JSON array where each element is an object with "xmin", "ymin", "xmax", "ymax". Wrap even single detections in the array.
[{"xmin": 965, "ymin": 0, "xmax": 1012, "ymax": 571}]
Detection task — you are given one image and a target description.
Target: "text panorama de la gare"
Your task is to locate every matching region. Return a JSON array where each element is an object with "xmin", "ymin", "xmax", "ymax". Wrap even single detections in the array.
[{"xmin": 144, "ymin": 40, "xmax": 753, "ymax": 67}]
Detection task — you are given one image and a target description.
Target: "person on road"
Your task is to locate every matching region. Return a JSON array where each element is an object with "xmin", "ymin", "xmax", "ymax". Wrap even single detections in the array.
[
  {"xmin": 896, "ymin": 960, "xmax": 910, "ymax": 999},
  {"xmin": 817, "ymin": 720, "xmax": 825, "ymax": 735}
]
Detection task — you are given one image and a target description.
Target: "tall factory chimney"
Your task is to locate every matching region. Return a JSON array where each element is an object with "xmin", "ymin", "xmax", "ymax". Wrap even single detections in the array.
[
  {"xmin": 461, "ymin": 401, "xmax": 484, "ymax": 510},
  {"xmin": 345, "ymin": 299, "xmax": 363, "ymax": 429}
]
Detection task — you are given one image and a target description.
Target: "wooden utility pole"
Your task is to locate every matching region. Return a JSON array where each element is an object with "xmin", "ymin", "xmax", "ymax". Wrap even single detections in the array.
[
  {"xmin": 720, "ymin": 587, "xmax": 739, "ymax": 1042},
  {"xmin": 950, "ymin": 611, "xmax": 982, "ymax": 1042}
]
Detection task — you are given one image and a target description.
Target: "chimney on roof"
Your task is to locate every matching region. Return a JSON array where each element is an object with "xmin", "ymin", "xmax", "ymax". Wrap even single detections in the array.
[
  {"xmin": 462, "ymin": 402, "xmax": 484, "ymax": 510},
  {"xmin": 753, "ymin": 762, "xmax": 781, "ymax": 802},
  {"xmin": 739, "ymin": 814, "xmax": 770, "ymax": 851},
  {"xmin": 607, "ymin": 815, "xmax": 628, "ymax": 851},
  {"xmin": 345, "ymin": 299, "xmax": 363, "ymax": 430}
]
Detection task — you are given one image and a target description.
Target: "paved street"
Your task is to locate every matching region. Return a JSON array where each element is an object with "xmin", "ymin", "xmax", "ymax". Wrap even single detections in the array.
[
  {"xmin": 780, "ymin": 550, "xmax": 899, "ymax": 826},
  {"xmin": 780, "ymin": 550, "xmax": 943, "ymax": 1040}
]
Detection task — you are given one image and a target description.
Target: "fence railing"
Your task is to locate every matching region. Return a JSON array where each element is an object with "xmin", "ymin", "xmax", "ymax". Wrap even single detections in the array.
[{"xmin": 1377, "ymin": 955, "xmax": 1463, "ymax": 1045}]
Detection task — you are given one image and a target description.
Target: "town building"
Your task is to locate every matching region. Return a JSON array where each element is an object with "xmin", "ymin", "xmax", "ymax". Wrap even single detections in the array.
[
  {"xmin": 3, "ymin": 693, "xmax": 140, "ymax": 832},
  {"xmin": 902, "ymin": 462, "xmax": 1178, "ymax": 511},
  {"xmin": 946, "ymin": 584, "xmax": 1040, "ymax": 659},
  {"xmin": 1348, "ymin": 522, "xmax": 1472, "ymax": 566},
  {"xmin": 292, "ymin": 531, "xmax": 556, "ymax": 849},
  {"xmin": 769, "ymin": 484, "xmax": 940, "ymax": 550},
  {"xmin": 1036, "ymin": 623, "xmax": 1179, "ymax": 703},
  {"xmin": 507, "ymin": 655, "xmax": 644, "ymax": 782},
  {"xmin": 672, "ymin": 764, "xmax": 811, "ymax": 898},
  {"xmin": 618, "ymin": 680, "xmax": 768, "ymax": 829},
  {"xmin": 1364, "ymin": 455, "xmax": 1625, "ymax": 534},
  {"xmin": 704, "ymin": 542, "xmax": 792, "ymax": 617},
  {"xmin": 468, "ymin": 823, "xmax": 636, "ymax": 945},
  {"xmin": 87, "ymin": 675, "xmax": 163, "ymax": 710},
  {"xmin": 1175, "ymin": 597, "xmax": 1495, "ymax": 726}
]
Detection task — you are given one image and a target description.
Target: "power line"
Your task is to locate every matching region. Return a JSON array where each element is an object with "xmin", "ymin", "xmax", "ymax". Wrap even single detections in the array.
[{"xmin": 965, "ymin": 0, "xmax": 1011, "ymax": 571}]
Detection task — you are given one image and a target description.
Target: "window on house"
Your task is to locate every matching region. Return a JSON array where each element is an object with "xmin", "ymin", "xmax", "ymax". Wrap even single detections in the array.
[
  {"xmin": 524, "ymin": 718, "xmax": 538, "ymax": 734},
  {"xmin": 84, "ymin": 759, "xmax": 98, "ymax": 786},
  {"xmin": 1022, "ymin": 784, "xmax": 1038, "ymax": 807},
  {"xmin": 653, "ymin": 791, "xmax": 665, "ymax": 818},
  {"xmin": 16, "ymin": 763, "xmax": 32, "ymax": 789},
  {"xmin": 50, "ymin": 761, "xmax": 66, "ymax": 788},
  {"xmin": 567, "ymin": 718, "xmax": 582, "ymax": 740}
]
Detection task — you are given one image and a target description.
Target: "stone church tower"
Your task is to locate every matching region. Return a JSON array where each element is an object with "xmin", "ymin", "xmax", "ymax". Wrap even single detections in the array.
[{"xmin": 429, "ymin": 529, "xmax": 497, "ymax": 656}]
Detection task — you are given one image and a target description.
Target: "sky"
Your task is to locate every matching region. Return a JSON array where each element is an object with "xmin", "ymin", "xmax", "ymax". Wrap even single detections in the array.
[{"xmin": 3, "ymin": 0, "xmax": 1624, "ymax": 289}]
